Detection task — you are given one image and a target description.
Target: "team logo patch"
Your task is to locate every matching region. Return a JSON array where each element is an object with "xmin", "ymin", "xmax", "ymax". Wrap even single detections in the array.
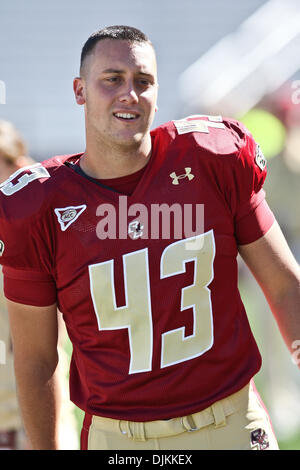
[
  {"xmin": 0, "ymin": 240, "xmax": 4, "ymax": 256},
  {"xmin": 169, "ymin": 167, "xmax": 194, "ymax": 185},
  {"xmin": 251, "ymin": 428, "xmax": 269, "ymax": 450},
  {"xmin": 54, "ymin": 205, "xmax": 87, "ymax": 231},
  {"xmin": 128, "ymin": 220, "xmax": 144, "ymax": 239},
  {"xmin": 255, "ymin": 144, "xmax": 266, "ymax": 171}
]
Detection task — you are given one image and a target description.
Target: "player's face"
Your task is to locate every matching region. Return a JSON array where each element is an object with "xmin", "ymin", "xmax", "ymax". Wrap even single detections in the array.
[{"xmin": 75, "ymin": 39, "xmax": 158, "ymax": 150}]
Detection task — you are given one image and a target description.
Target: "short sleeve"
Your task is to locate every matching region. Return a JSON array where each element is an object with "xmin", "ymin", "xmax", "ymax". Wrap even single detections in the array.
[
  {"xmin": 2, "ymin": 266, "xmax": 56, "ymax": 307},
  {"xmin": 0, "ymin": 165, "xmax": 57, "ymax": 306},
  {"xmin": 224, "ymin": 122, "xmax": 275, "ymax": 245}
]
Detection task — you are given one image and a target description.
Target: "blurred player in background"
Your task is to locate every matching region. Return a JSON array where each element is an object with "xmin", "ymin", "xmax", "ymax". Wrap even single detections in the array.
[
  {"xmin": 0, "ymin": 120, "xmax": 79, "ymax": 450},
  {"xmin": 0, "ymin": 26, "xmax": 299, "ymax": 451},
  {"xmin": 0, "ymin": 121, "xmax": 32, "ymax": 449}
]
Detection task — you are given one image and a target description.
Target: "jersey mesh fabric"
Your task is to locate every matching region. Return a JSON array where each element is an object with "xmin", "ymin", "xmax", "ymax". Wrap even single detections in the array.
[{"xmin": 0, "ymin": 116, "xmax": 275, "ymax": 421}]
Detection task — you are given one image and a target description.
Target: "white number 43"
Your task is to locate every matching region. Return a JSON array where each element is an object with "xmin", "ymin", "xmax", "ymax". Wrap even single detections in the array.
[{"xmin": 89, "ymin": 230, "xmax": 215, "ymax": 374}]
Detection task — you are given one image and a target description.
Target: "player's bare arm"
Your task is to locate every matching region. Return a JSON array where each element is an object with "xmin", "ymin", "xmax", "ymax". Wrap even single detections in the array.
[
  {"xmin": 239, "ymin": 220, "xmax": 300, "ymax": 360},
  {"xmin": 7, "ymin": 301, "xmax": 61, "ymax": 450},
  {"xmin": 1, "ymin": 26, "xmax": 294, "ymax": 450}
]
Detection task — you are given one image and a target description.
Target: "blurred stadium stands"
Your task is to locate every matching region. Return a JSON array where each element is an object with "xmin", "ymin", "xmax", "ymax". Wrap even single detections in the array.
[
  {"xmin": 1, "ymin": 0, "xmax": 266, "ymax": 159},
  {"xmin": 178, "ymin": 0, "xmax": 300, "ymax": 118}
]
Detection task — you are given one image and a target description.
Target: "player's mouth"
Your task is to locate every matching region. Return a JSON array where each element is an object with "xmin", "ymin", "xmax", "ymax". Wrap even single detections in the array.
[{"xmin": 113, "ymin": 112, "xmax": 140, "ymax": 122}]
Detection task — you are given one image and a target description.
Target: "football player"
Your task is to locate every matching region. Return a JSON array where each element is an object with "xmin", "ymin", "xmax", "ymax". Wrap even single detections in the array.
[{"xmin": 1, "ymin": 26, "xmax": 299, "ymax": 450}]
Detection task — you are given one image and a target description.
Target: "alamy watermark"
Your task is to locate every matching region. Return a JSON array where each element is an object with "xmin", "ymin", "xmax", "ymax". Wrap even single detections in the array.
[
  {"xmin": 94, "ymin": 197, "xmax": 205, "ymax": 250},
  {"xmin": 291, "ymin": 340, "xmax": 300, "ymax": 367},
  {"xmin": 0, "ymin": 80, "xmax": 6, "ymax": 104},
  {"xmin": 291, "ymin": 80, "xmax": 300, "ymax": 105}
]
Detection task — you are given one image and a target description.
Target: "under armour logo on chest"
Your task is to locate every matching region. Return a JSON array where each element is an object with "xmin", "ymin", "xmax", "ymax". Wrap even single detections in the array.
[{"xmin": 169, "ymin": 167, "xmax": 194, "ymax": 185}]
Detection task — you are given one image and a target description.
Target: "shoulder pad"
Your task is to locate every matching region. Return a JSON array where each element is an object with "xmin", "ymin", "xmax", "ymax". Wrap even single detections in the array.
[
  {"xmin": 0, "ymin": 156, "xmax": 69, "ymax": 225},
  {"xmin": 154, "ymin": 115, "xmax": 252, "ymax": 158},
  {"xmin": 0, "ymin": 162, "xmax": 50, "ymax": 197},
  {"xmin": 0, "ymin": 154, "xmax": 75, "ymax": 199}
]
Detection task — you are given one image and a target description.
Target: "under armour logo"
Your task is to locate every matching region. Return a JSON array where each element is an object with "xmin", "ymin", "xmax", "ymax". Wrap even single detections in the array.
[{"xmin": 169, "ymin": 168, "xmax": 194, "ymax": 185}]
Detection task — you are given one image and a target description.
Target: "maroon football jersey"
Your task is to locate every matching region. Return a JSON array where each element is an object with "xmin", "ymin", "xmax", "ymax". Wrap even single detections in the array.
[{"xmin": 0, "ymin": 116, "xmax": 275, "ymax": 421}]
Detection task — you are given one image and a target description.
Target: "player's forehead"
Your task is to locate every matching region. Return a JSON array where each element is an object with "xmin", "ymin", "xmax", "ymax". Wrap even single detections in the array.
[{"xmin": 87, "ymin": 39, "xmax": 157, "ymax": 77}]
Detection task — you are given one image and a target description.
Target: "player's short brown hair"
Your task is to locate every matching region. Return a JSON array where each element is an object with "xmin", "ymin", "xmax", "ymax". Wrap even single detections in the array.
[{"xmin": 80, "ymin": 25, "xmax": 154, "ymax": 76}]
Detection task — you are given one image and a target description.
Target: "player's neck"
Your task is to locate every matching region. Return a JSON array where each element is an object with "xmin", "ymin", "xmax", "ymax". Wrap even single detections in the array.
[{"xmin": 80, "ymin": 134, "xmax": 152, "ymax": 180}]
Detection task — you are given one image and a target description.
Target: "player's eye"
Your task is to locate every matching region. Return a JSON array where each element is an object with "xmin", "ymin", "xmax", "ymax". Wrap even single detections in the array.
[
  {"xmin": 137, "ymin": 78, "xmax": 152, "ymax": 87},
  {"xmin": 104, "ymin": 76, "xmax": 121, "ymax": 84}
]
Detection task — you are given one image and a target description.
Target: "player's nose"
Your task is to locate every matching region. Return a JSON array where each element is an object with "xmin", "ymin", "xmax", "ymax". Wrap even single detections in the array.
[{"xmin": 118, "ymin": 80, "xmax": 139, "ymax": 104}]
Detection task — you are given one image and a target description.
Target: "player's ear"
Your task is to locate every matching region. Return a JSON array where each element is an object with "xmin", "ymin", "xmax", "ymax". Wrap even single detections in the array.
[{"xmin": 73, "ymin": 77, "xmax": 86, "ymax": 105}]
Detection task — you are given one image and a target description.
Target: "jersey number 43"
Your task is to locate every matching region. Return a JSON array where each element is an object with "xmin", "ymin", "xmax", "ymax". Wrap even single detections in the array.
[{"xmin": 89, "ymin": 231, "xmax": 215, "ymax": 374}]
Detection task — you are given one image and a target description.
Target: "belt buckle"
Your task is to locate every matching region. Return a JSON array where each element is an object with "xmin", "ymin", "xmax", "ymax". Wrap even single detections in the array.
[{"xmin": 181, "ymin": 415, "xmax": 198, "ymax": 432}]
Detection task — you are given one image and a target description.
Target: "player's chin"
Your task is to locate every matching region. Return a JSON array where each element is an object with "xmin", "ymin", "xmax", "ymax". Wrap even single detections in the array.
[
  {"xmin": 118, "ymin": 134, "xmax": 145, "ymax": 148},
  {"xmin": 114, "ymin": 129, "xmax": 146, "ymax": 146}
]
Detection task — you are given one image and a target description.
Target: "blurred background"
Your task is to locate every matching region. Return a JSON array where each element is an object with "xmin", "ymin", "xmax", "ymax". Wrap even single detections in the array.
[{"xmin": 0, "ymin": 0, "xmax": 300, "ymax": 450}]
